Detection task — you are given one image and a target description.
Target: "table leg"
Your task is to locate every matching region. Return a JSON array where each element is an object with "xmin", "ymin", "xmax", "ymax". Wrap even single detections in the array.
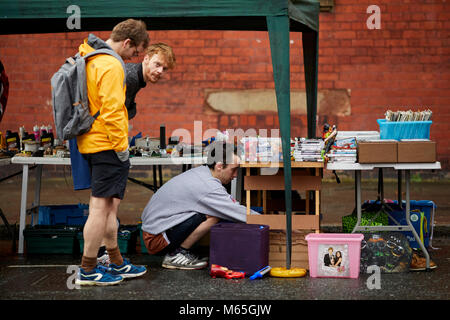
[
  {"xmin": 378, "ymin": 168, "xmax": 384, "ymax": 201},
  {"xmin": 405, "ymin": 169, "xmax": 430, "ymax": 270},
  {"xmin": 397, "ymin": 170, "xmax": 402, "ymax": 208},
  {"xmin": 263, "ymin": 190, "xmax": 267, "ymax": 214},
  {"xmin": 236, "ymin": 167, "xmax": 242, "ymax": 203},
  {"xmin": 315, "ymin": 168, "xmax": 320, "ymax": 233},
  {"xmin": 352, "ymin": 170, "xmax": 362, "ymax": 233},
  {"xmin": 246, "ymin": 168, "xmax": 251, "ymax": 215},
  {"xmin": 158, "ymin": 165, "xmax": 163, "ymax": 187},
  {"xmin": 305, "ymin": 191, "xmax": 310, "ymax": 214},
  {"xmin": 18, "ymin": 164, "xmax": 29, "ymax": 254},
  {"xmin": 151, "ymin": 165, "xmax": 158, "ymax": 191},
  {"xmin": 31, "ymin": 164, "xmax": 42, "ymax": 226}
]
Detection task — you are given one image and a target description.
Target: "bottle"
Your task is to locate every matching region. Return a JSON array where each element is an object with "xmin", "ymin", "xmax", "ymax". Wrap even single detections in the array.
[
  {"xmin": 47, "ymin": 124, "xmax": 54, "ymax": 147},
  {"xmin": 19, "ymin": 126, "xmax": 25, "ymax": 151},
  {"xmin": 6, "ymin": 130, "xmax": 20, "ymax": 152},
  {"xmin": 33, "ymin": 125, "xmax": 40, "ymax": 142},
  {"xmin": 40, "ymin": 129, "xmax": 52, "ymax": 149},
  {"xmin": 0, "ymin": 131, "xmax": 4, "ymax": 150},
  {"xmin": 40, "ymin": 125, "xmax": 47, "ymax": 138},
  {"xmin": 21, "ymin": 130, "xmax": 34, "ymax": 150}
]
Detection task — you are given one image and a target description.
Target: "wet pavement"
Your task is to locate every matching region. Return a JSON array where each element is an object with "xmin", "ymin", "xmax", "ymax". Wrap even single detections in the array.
[
  {"xmin": 0, "ymin": 167, "xmax": 449, "ymax": 316},
  {"xmin": 0, "ymin": 237, "xmax": 449, "ymax": 301}
]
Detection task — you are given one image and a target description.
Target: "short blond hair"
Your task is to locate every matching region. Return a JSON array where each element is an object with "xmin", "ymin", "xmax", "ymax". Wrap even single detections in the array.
[
  {"xmin": 146, "ymin": 43, "xmax": 176, "ymax": 69},
  {"xmin": 111, "ymin": 19, "xmax": 149, "ymax": 49}
]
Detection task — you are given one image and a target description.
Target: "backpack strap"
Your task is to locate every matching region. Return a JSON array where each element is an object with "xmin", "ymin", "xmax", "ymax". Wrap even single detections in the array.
[{"xmin": 83, "ymin": 48, "xmax": 126, "ymax": 86}]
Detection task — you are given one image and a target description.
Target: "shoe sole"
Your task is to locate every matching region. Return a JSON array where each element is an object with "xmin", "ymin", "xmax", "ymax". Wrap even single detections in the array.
[
  {"xmin": 162, "ymin": 263, "xmax": 207, "ymax": 270},
  {"xmin": 410, "ymin": 265, "xmax": 437, "ymax": 271},
  {"xmin": 119, "ymin": 269, "xmax": 148, "ymax": 279},
  {"xmin": 75, "ymin": 278, "xmax": 123, "ymax": 286}
]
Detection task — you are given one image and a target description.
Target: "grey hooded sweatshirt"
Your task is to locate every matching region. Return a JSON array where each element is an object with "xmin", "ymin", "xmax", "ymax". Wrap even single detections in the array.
[{"xmin": 141, "ymin": 165, "xmax": 259, "ymax": 235}]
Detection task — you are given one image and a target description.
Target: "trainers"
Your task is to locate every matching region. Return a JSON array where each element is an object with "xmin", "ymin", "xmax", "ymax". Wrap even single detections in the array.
[
  {"xmin": 109, "ymin": 258, "xmax": 147, "ymax": 279},
  {"xmin": 76, "ymin": 265, "xmax": 123, "ymax": 286},
  {"xmin": 97, "ymin": 252, "xmax": 111, "ymax": 267},
  {"xmin": 162, "ymin": 248, "xmax": 208, "ymax": 270},
  {"xmin": 410, "ymin": 253, "xmax": 437, "ymax": 271}
]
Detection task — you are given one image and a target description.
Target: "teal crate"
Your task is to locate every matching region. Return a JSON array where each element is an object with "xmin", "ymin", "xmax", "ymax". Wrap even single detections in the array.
[
  {"xmin": 137, "ymin": 224, "xmax": 147, "ymax": 254},
  {"xmin": 24, "ymin": 225, "xmax": 80, "ymax": 254},
  {"xmin": 377, "ymin": 119, "xmax": 432, "ymax": 140},
  {"xmin": 78, "ymin": 225, "xmax": 138, "ymax": 254}
]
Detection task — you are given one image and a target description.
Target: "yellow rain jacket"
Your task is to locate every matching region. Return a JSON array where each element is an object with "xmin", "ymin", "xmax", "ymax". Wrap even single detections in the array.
[{"xmin": 76, "ymin": 38, "xmax": 128, "ymax": 154}]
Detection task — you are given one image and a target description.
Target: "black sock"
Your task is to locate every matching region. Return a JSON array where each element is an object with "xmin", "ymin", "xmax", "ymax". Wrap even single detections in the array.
[{"xmin": 97, "ymin": 245, "xmax": 107, "ymax": 258}]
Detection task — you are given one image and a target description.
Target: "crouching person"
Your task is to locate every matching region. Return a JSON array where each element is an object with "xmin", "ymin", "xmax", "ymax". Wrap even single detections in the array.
[{"xmin": 140, "ymin": 142, "xmax": 259, "ymax": 270}]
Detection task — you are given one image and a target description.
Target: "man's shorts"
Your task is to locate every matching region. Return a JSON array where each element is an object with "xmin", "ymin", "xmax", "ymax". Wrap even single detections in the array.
[
  {"xmin": 143, "ymin": 213, "xmax": 207, "ymax": 255},
  {"xmin": 83, "ymin": 150, "xmax": 130, "ymax": 200}
]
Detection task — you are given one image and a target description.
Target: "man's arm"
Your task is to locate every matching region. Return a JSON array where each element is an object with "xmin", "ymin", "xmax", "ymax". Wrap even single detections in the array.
[
  {"xmin": 124, "ymin": 63, "xmax": 141, "ymax": 120},
  {"xmin": 197, "ymin": 186, "xmax": 260, "ymax": 223}
]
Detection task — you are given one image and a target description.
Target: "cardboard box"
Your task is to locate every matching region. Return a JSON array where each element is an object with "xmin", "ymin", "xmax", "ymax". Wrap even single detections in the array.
[
  {"xmin": 357, "ymin": 141, "xmax": 398, "ymax": 163},
  {"xmin": 397, "ymin": 140, "xmax": 436, "ymax": 163},
  {"xmin": 269, "ymin": 230, "xmax": 310, "ymax": 269}
]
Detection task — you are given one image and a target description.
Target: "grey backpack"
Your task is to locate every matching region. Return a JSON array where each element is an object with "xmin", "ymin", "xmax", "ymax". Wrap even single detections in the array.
[{"xmin": 51, "ymin": 48, "xmax": 125, "ymax": 141}]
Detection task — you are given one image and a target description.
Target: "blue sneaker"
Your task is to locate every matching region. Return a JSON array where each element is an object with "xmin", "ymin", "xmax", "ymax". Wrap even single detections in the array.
[
  {"xmin": 76, "ymin": 265, "xmax": 123, "ymax": 286},
  {"xmin": 109, "ymin": 258, "xmax": 147, "ymax": 279}
]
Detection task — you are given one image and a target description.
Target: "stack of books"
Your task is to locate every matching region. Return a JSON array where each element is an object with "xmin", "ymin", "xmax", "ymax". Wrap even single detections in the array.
[
  {"xmin": 293, "ymin": 138, "xmax": 324, "ymax": 162},
  {"xmin": 327, "ymin": 137, "xmax": 357, "ymax": 163}
]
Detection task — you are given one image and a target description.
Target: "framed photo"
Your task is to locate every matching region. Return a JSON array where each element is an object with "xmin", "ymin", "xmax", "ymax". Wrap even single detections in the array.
[{"xmin": 317, "ymin": 244, "xmax": 350, "ymax": 277}]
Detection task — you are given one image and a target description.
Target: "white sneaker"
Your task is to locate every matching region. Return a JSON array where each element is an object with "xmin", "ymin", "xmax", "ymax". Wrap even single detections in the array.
[
  {"xmin": 97, "ymin": 251, "xmax": 111, "ymax": 267},
  {"xmin": 162, "ymin": 249, "xmax": 208, "ymax": 270}
]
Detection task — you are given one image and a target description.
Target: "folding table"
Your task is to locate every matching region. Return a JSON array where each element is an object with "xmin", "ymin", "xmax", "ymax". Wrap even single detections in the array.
[
  {"xmin": 11, "ymin": 156, "xmax": 206, "ymax": 254},
  {"xmin": 326, "ymin": 161, "xmax": 441, "ymax": 270}
]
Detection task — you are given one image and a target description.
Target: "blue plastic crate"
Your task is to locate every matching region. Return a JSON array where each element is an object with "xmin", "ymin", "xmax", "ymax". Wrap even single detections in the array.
[
  {"xmin": 377, "ymin": 119, "xmax": 432, "ymax": 140},
  {"xmin": 36, "ymin": 204, "xmax": 89, "ymax": 226}
]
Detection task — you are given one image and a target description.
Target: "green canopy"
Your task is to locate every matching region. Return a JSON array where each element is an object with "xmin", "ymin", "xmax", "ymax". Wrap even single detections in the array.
[{"xmin": 0, "ymin": 0, "xmax": 320, "ymax": 269}]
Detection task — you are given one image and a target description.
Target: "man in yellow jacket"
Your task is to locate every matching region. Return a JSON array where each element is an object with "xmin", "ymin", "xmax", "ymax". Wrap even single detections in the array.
[{"xmin": 75, "ymin": 19, "xmax": 150, "ymax": 286}]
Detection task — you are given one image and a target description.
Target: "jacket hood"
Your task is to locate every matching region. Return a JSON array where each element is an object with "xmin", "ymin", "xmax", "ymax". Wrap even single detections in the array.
[{"xmin": 79, "ymin": 33, "xmax": 113, "ymax": 56}]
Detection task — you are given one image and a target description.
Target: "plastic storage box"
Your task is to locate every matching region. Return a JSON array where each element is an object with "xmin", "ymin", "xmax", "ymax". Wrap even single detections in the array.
[
  {"xmin": 210, "ymin": 222, "xmax": 269, "ymax": 276},
  {"xmin": 24, "ymin": 225, "xmax": 80, "ymax": 254},
  {"xmin": 305, "ymin": 233, "xmax": 364, "ymax": 278},
  {"xmin": 388, "ymin": 200, "xmax": 436, "ymax": 248},
  {"xmin": 36, "ymin": 204, "xmax": 89, "ymax": 226},
  {"xmin": 377, "ymin": 119, "xmax": 432, "ymax": 140}
]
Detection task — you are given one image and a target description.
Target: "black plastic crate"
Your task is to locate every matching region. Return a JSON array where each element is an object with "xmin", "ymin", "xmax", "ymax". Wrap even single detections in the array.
[{"xmin": 23, "ymin": 225, "xmax": 80, "ymax": 254}]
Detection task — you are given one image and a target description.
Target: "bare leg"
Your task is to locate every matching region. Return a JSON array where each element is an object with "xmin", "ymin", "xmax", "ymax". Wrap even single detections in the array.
[
  {"xmin": 83, "ymin": 196, "xmax": 113, "ymax": 258},
  {"xmin": 102, "ymin": 198, "xmax": 121, "ymax": 249},
  {"xmin": 180, "ymin": 215, "xmax": 220, "ymax": 249}
]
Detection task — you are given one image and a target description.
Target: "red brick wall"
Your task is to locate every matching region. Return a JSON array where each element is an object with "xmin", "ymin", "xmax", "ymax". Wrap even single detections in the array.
[{"xmin": 0, "ymin": 0, "xmax": 449, "ymax": 168}]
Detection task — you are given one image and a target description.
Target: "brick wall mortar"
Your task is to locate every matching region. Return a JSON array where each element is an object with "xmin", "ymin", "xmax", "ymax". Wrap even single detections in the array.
[{"xmin": 0, "ymin": 0, "xmax": 448, "ymax": 168}]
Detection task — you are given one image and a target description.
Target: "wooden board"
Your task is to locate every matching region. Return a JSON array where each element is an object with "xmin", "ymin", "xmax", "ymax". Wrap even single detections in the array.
[
  {"xmin": 247, "ymin": 214, "xmax": 319, "ymax": 230},
  {"xmin": 240, "ymin": 161, "xmax": 324, "ymax": 168},
  {"xmin": 244, "ymin": 175, "xmax": 321, "ymax": 191}
]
